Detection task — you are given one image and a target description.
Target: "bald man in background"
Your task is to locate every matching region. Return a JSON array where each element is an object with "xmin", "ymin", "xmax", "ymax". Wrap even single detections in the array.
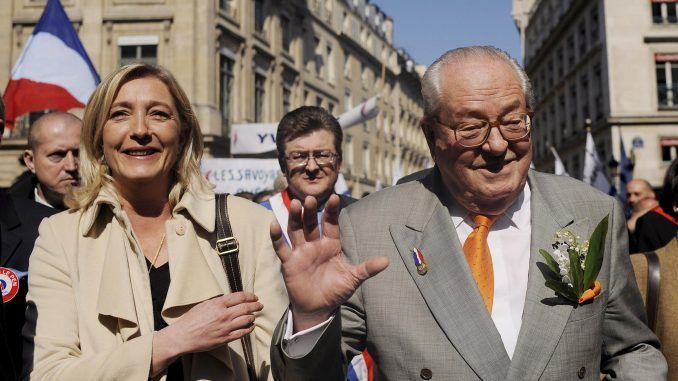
[{"xmin": 9, "ymin": 112, "xmax": 81, "ymax": 210}]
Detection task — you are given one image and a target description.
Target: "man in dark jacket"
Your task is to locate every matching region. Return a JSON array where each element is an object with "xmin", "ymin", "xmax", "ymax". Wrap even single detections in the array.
[{"xmin": 0, "ymin": 98, "xmax": 56, "ymax": 379}]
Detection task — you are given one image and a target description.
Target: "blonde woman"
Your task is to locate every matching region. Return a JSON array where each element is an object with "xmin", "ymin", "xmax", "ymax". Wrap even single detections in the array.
[{"xmin": 23, "ymin": 64, "xmax": 287, "ymax": 380}]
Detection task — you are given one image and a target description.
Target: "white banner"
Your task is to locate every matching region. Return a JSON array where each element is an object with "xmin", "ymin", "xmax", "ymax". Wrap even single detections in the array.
[
  {"xmin": 230, "ymin": 123, "xmax": 278, "ymax": 155},
  {"xmin": 229, "ymin": 95, "xmax": 381, "ymax": 154},
  {"xmin": 336, "ymin": 95, "xmax": 380, "ymax": 129},
  {"xmin": 201, "ymin": 158, "xmax": 282, "ymax": 194}
]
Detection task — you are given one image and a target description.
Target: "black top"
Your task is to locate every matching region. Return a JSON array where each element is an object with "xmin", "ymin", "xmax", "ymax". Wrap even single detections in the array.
[
  {"xmin": 147, "ymin": 260, "xmax": 184, "ymax": 380},
  {"xmin": 634, "ymin": 210, "xmax": 678, "ymax": 253}
]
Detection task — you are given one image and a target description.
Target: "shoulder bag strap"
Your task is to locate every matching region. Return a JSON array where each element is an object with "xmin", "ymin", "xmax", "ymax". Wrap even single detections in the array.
[
  {"xmin": 215, "ymin": 193, "xmax": 258, "ymax": 381},
  {"xmin": 642, "ymin": 250, "xmax": 661, "ymax": 332}
]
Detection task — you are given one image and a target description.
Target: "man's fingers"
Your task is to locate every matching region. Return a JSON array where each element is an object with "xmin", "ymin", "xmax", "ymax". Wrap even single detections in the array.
[
  {"xmin": 354, "ymin": 256, "xmax": 390, "ymax": 282},
  {"xmin": 322, "ymin": 194, "xmax": 341, "ymax": 240},
  {"xmin": 270, "ymin": 221, "xmax": 292, "ymax": 262},
  {"xmin": 287, "ymin": 199, "xmax": 306, "ymax": 245},
  {"xmin": 303, "ymin": 196, "xmax": 320, "ymax": 241}
]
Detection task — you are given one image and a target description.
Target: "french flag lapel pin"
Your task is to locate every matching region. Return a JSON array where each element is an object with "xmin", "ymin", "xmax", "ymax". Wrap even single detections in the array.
[{"xmin": 412, "ymin": 247, "xmax": 428, "ymax": 276}]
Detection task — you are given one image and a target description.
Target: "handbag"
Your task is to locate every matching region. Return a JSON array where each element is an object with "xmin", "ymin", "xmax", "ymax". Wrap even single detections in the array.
[{"xmin": 215, "ymin": 194, "xmax": 258, "ymax": 380}]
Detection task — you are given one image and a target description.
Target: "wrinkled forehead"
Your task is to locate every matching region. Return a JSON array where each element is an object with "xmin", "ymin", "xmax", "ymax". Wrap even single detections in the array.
[{"xmin": 438, "ymin": 58, "xmax": 526, "ymax": 117}]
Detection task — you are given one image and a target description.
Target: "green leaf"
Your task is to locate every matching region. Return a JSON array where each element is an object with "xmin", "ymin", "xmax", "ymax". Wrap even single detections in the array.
[
  {"xmin": 568, "ymin": 248, "xmax": 583, "ymax": 297},
  {"xmin": 545, "ymin": 280, "xmax": 578, "ymax": 303},
  {"xmin": 539, "ymin": 249, "xmax": 560, "ymax": 275},
  {"xmin": 583, "ymin": 215, "xmax": 608, "ymax": 289}
]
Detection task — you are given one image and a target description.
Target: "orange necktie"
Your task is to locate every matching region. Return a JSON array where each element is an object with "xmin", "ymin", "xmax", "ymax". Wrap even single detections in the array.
[{"xmin": 463, "ymin": 215, "xmax": 497, "ymax": 312}]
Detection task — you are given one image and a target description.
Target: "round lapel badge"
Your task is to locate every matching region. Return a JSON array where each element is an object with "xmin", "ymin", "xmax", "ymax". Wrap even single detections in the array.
[{"xmin": 0, "ymin": 267, "xmax": 20, "ymax": 303}]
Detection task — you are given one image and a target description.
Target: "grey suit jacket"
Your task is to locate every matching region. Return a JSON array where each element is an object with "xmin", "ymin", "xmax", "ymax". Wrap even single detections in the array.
[{"xmin": 272, "ymin": 169, "xmax": 667, "ymax": 380}]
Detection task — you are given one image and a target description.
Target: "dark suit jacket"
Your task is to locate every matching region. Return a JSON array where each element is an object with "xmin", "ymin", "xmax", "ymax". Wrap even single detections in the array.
[
  {"xmin": 0, "ymin": 190, "xmax": 56, "ymax": 377},
  {"xmin": 7, "ymin": 172, "xmax": 37, "ymax": 202}
]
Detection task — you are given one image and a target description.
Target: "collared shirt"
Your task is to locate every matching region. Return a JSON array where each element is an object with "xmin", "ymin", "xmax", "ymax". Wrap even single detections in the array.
[
  {"xmin": 33, "ymin": 188, "xmax": 53, "ymax": 209},
  {"xmin": 450, "ymin": 183, "xmax": 531, "ymax": 358},
  {"xmin": 283, "ymin": 184, "xmax": 532, "ymax": 360}
]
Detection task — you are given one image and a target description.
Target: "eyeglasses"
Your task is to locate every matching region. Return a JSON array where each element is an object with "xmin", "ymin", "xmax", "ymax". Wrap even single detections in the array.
[
  {"xmin": 433, "ymin": 112, "xmax": 532, "ymax": 148},
  {"xmin": 284, "ymin": 150, "xmax": 338, "ymax": 168}
]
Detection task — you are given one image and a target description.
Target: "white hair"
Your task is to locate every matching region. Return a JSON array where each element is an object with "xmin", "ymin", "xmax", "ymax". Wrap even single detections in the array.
[{"xmin": 421, "ymin": 46, "xmax": 535, "ymax": 119}]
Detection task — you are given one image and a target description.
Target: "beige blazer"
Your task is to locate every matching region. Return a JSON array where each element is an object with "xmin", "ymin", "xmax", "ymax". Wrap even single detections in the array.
[{"xmin": 23, "ymin": 185, "xmax": 288, "ymax": 380}]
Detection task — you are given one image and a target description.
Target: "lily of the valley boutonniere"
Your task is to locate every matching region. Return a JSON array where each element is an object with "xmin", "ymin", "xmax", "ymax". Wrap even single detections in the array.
[{"xmin": 539, "ymin": 215, "xmax": 609, "ymax": 304}]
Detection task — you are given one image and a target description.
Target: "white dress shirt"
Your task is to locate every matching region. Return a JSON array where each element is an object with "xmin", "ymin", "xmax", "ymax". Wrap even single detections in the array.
[
  {"xmin": 34, "ymin": 187, "xmax": 54, "ymax": 209},
  {"xmin": 450, "ymin": 184, "xmax": 531, "ymax": 358},
  {"xmin": 283, "ymin": 184, "xmax": 532, "ymax": 360}
]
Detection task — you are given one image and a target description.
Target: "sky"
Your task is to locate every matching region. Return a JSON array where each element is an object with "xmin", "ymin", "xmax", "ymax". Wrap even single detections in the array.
[{"xmin": 378, "ymin": 1, "xmax": 522, "ymax": 67}]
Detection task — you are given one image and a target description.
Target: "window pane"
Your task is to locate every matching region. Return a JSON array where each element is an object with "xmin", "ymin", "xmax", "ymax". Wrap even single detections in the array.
[
  {"xmin": 657, "ymin": 64, "xmax": 668, "ymax": 106},
  {"xmin": 220, "ymin": 56, "xmax": 234, "ymax": 134},
  {"xmin": 141, "ymin": 45, "xmax": 157, "ymax": 59},
  {"xmin": 255, "ymin": 0, "xmax": 264, "ymax": 32},
  {"xmin": 652, "ymin": 3, "xmax": 663, "ymax": 24},
  {"xmin": 669, "ymin": 4, "xmax": 678, "ymax": 23},
  {"xmin": 281, "ymin": 16, "xmax": 291, "ymax": 52},
  {"xmin": 255, "ymin": 74, "xmax": 265, "ymax": 122}
]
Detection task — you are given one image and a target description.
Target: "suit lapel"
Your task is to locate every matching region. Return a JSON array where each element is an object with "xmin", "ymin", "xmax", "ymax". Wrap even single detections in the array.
[
  {"xmin": 390, "ymin": 170, "xmax": 510, "ymax": 380},
  {"xmin": 507, "ymin": 172, "xmax": 588, "ymax": 380}
]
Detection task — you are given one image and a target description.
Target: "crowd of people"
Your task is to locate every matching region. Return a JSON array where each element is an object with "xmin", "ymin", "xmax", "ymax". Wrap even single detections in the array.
[{"xmin": 0, "ymin": 45, "xmax": 675, "ymax": 380}]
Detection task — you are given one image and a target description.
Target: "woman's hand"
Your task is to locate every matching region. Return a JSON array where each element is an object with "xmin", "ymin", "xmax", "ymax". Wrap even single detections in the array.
[{"xmin": 151, "ymin": 292, "xmax": 262, "ymax": 375}]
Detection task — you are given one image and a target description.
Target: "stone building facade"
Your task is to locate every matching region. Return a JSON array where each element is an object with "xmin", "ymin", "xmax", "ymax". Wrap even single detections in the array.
[
  {"xmin": 0, "ymin": 0, "xmax": 429, "ymax": 195},
  {"xmin": 512, "ymin": 0, "xmax": 678, "ymax": 187}
]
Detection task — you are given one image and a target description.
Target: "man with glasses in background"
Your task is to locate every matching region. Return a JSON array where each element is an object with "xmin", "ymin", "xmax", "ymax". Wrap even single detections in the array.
[
  {"xmin": 270, "ymin": 46, "xmax": 665, "ymax": 380},
  {"xmin": 262, "ymin": 106, "xmax": 355, "ymax": 246}
]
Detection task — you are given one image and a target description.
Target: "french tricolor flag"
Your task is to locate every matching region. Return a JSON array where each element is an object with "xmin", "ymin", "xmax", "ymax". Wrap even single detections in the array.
[{"xmin": 3, "ymin": 0, "xmax": 99, "ymax": 126}]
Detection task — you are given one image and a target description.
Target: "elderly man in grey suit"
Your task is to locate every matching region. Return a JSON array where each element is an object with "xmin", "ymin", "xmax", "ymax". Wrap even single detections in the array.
[{"xmin": 269, "ymin": 46, "xmax": 667, "ymax": 380}]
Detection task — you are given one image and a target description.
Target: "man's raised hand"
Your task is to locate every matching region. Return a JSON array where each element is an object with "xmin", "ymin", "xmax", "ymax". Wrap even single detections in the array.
[{"xmin": 270, "ymin": 194, "xmax": 389, "ymax": 332}]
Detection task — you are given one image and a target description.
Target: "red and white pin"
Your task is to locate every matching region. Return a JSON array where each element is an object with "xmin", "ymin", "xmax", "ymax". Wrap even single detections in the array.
[{"xmin": 0, "ymin": 267, "xmax": 20, "ymax": 303}]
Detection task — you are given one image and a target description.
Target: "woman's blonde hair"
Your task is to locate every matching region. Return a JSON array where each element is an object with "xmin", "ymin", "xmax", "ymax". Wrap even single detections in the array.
[{"xmin": 67, "ymin": 63, "xmax": 210, "ymax": 210}]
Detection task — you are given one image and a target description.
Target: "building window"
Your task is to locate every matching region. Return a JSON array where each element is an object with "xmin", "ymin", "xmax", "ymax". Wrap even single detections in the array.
[
  {"xmin": 547, "ymin": 59, "xmax": 554, "ymax": 87},
  {"xmin": 656, "ymin": 53, "xmax": 678, "ymax": 108},
  {"xmin": 345, "ymin": 135, "xmax": 353, "ymax": 173},
  {"xmin": 254, "ymin": 0, "xmax": 265, "ymax": 33},
  {"xmin": 556, "ymin": 46, "xmax": 564, "ymax": 77},
  {"xmin": 363, "ymin": 142, "xmax": 370, "ymax": 177},
  {"xmin": 590, "ymin": 4, "xmax": 599, "ymax": 42},
  {"xmin": 569, "ymin": 84, "xmax": 578, "ymax": 131},
  {"xmin": 567, "ymin": 34, "xmax": 575, "ymax": 69},
  {"xmin": 314, "ymin": 37, "xmax": 322, "ymax": 77},
  {"xmin": 219, "ymin": 0, "xmax": 233, "ymax": 14},
  {"xmin": 653, "ymin": 1, "xmax": 678, "ymax": 24},
  {"xmin": 344, "ymin": 50, "xmax": 351, "ymax": 78},
  {"xmin": 254, "ymin": 73, "xmax": 266, "ymax": 122},
  {"xmin": 281, "ymin": 15, "xmax": 291, "ymax": 52},
  {"xmin": 661, "ymin": 137, "xmax": 678, "ymax": 162},
  {"xmin": 327, "ymin": 44, "xmax": 335, "ymax": 84},
  {"xmin": 344, "ymin": 89, "xmax": 352, "ymax": 110},
  {"xmin": 578, "ymin": 21, "xmax": 587, "ymax": 57},
  {"xmin": 558, "ymin": 94, "xmax": 567, "ymax": 137},
  {"xmin": 219, "ymin": 55, "xmax": 234, "ymax": 135},
  {"xmin": 282, "ymin": 83, "xmax": 292, "ymax": 114},
  {"xmin": 593, "ymin": 63, "xmax": 604, "ymax": 119},
  {"xmin": 118, "ymin": 36, "xmax": 158, "ymax": 66},
  {"xmin": 580, "ymin": 73, "xmax": 590, "ymax": 120}
]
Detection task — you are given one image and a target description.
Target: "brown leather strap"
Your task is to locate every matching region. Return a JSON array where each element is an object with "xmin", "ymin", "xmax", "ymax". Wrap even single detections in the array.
[
  {"xmin": 215, "ymin": 194, "xmax": 258, "ymax": 381},
  {"xmin": 642, "ymin": 250, "xmax": 661, "ymax": 332}
]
